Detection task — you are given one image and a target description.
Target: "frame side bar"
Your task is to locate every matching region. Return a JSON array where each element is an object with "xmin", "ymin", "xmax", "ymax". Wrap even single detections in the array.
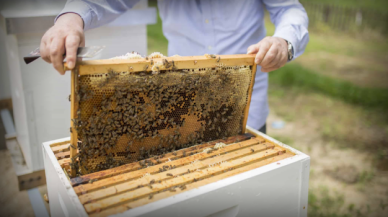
[
  {"xmin": 241, "ymin": 64, "xmax": 257, "ymax": 134},
  {"xmin": 70, "ymin": 68, "xmax": 79, "ymax": 177}
]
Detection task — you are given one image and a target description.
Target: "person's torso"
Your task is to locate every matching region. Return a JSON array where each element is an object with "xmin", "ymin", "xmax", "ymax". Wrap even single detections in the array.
[{"xmin": 157, "ymin": 0, "xmax": 266, "ymax": 56}]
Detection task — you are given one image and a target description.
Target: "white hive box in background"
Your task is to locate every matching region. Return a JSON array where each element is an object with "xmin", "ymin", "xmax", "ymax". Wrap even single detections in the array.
[
  {"xmin": 0, "ymin": 0, "xmax": 156, "ymax": 173},
  {"xmin": 43, "ymin": 126, "xmax": 310, "ymax": 217}
]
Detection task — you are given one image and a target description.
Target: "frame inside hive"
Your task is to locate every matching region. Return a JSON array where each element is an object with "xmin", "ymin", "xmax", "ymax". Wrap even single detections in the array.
[
  {"xmin": 67, "ymin": 54, "xmax": 257, "ymax": 177},
  {"xmin": 49, "ymin": 130, "xmax": 295, "ymax": 217}
]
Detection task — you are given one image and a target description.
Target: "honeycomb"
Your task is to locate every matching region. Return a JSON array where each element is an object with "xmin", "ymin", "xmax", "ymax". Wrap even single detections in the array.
[{"xmin": 71, "ymin": 60, "xmax": 253, "ymax": 175}]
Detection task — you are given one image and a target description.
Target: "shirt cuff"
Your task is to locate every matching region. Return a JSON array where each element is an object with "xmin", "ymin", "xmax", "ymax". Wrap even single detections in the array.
[
  {"xmin": 273, "ymin": 26, "xmax": 298, "ymax": 60},
  {"xmin": 54, "ymin": 1, "xmax": 93, "ymax": 30}
]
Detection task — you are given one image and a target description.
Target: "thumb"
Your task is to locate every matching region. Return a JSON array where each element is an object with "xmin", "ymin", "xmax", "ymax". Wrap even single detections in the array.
[{"xmin": 247, "ymin": 44, "xmax": 259, "ymax": 54}]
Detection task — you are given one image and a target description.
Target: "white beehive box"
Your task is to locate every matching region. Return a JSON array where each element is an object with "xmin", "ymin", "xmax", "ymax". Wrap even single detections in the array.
[
  {"xmin": 43, "ymin": 126, "xmax": 310, "ymax": 217},
  {"xmin": 0, "ymin": 0, "xmax": 156, "ymax": 173}
]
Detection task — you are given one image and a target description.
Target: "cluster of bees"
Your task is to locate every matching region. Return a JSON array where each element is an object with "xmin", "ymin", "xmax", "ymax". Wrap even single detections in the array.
[{"xmin": 70, "ymin": 58, "xmax": 252, "ymax": 176}]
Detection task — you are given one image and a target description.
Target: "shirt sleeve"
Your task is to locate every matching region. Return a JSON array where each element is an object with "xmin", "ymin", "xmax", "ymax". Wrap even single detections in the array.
[
  {"xmin": 262, "ymin": 0, "xmax": 309, "ymax": 59},
  {"xmin": 55, "ymin": 0, "xmax": 141, "ymax": 30}
]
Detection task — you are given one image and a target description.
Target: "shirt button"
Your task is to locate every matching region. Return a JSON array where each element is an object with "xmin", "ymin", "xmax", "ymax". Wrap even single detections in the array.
[
  {"xmin": 205, "ymin": 19, "xmax": 209, "ymax": 23},
  {"xmin": 208, "ymin": 46, "xmax": 212, "ymax": 50}
]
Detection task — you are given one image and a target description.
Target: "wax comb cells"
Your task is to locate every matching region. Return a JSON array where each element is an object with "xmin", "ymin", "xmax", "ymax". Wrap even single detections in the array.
[{"xmin": 70, "ymin": 54, "xmax": 254, "ymax": 175}]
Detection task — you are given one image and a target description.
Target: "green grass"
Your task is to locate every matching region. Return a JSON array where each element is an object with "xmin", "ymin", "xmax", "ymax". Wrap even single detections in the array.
[
  {"xmin": 356, "ymin": 170, "xmax": 375, "ymax": 191},
  {"xmin": 308, "ymin": 186, "xmax": 370, "ymax": 217},
  {"xmin": 300, "ymin": 0, "xmax": 388, "ymax": 13},
  {"xmin": 263, "ymin": 12, "xmax": 388, "ymax": 59},
  {"xmin": 272, "ymin": 135, "xmax": 294, "ymax": 146},
  {"xmin": 269, "ymin": 63, "xmax": 388, "ymax": 112},
  {"xmin": 147, "ymin": 0, "xmax": 167, "ymax": 55}
]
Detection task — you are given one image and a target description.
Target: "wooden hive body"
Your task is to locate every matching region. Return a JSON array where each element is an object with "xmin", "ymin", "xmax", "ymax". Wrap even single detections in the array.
[{"xmin": 45, "ymin": 127, "xmax": 305, "ymax": 217}]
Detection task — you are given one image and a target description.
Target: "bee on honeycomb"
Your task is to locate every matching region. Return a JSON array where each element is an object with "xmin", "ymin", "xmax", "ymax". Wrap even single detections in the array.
[{"xmin": 148, "ymin": 52, "xmax": 165, "ymax": 59}]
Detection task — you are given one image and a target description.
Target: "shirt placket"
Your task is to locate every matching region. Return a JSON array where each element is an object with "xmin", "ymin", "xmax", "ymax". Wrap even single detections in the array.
[{"xmin": 200, "ymin": 0, "xmax": 216, "ymax": 54}]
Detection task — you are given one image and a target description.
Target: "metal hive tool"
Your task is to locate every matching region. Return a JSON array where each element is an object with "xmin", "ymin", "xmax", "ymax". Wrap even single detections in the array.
[{"xmin": 66, "ymin": 54, "xmax": 257, "ymax": 177}]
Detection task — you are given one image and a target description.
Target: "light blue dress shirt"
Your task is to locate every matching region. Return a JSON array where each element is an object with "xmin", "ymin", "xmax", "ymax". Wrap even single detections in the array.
[{"xmin": 58, "ymin": 0, "xmax": 309, "ymax": 130}]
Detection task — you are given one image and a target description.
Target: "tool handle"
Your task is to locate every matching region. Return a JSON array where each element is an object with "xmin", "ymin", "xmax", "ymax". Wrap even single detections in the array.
[
  {"xmin": 24, "ymin": 56, "xmax": 40, "ymax": 64},
  {"xmin": 23, "ymin": 47, "xmax": 41, "ymax": 64}
]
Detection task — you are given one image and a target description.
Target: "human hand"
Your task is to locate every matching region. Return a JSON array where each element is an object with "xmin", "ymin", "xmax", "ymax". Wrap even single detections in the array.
[
  {"xmin": 247, "ymin": 36, "xmax": 288, "ymax": 72},
  {"xmin": 40, "ymin": 13, "xmax": 85, "ymax": 75}
]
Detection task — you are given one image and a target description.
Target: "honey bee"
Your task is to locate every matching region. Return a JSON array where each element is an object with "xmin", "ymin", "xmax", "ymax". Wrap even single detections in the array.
[
  {"xmin": 68, "ymin": 95, "xmax": 71, "ymax": 101},
  {"xmin": 251, "ymin": 148, "xmax": 254, "ymax": 153},
  {"xmin": 166, "ymin": 173, "xmax": 173, "ymax": 177},
  {"xmin": 217, "ymin": 56, "xmax": 220, "ymax": 62},
  {"xmin": 89, "ymin": 178, "xmax": 98, "ymax": 184},
  {"xmin": 149, "ymin": 194, "xmax": 153, "ymax": 199}
]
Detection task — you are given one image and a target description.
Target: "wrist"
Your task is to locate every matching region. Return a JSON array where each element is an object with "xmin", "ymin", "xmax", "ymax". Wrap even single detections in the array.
[
  {"xmin": 283, "ymin": 39, "xmax": 294, "ymax": 61},
  {"xmin": 56, "ymin": 13, "xmax": 84, "ymax": 29}
]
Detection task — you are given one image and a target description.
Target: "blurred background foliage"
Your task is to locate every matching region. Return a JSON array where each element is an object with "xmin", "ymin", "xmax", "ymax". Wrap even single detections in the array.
[{"xmin": 147, "ymin": 0, "xmax": 388, "ymax": 216}]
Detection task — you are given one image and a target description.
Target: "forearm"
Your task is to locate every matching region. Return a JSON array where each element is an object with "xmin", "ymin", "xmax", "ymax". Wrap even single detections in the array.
[
  {"xmin": 56, "ymin": 13, "xmax": 84, "ymax": 30},
  {"xmin": 264, "ymin": 1, "xmax": 309, "ymax": 59},
  {"xmin": 55, "ymin": 0, "xmax": 141, "ymax": 30}
]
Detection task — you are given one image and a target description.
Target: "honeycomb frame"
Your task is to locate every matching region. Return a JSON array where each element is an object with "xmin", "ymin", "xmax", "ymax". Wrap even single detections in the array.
[{"xmin": 67, "ymin": 54, "xmax": 257, "ymax": 177}]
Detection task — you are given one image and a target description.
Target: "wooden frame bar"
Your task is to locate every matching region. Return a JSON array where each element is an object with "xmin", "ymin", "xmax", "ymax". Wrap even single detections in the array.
[
  {"xmin": 70, "ymin": 69, "xmax": 79, "ymax": 177},
  {"xmin": 78, "ymin": 142, "xmax": 277, "ymax": 205},
  {"xmin": 242, "ymin": 63, "xmax": 257, "ymax": 133},
  {"xmin": 70, "ymin": 134, "xmax": 254, "ymax": 186},
  {"xmin": 64, "ymin": 54, "xmax": 256, "ymax": 74}
]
